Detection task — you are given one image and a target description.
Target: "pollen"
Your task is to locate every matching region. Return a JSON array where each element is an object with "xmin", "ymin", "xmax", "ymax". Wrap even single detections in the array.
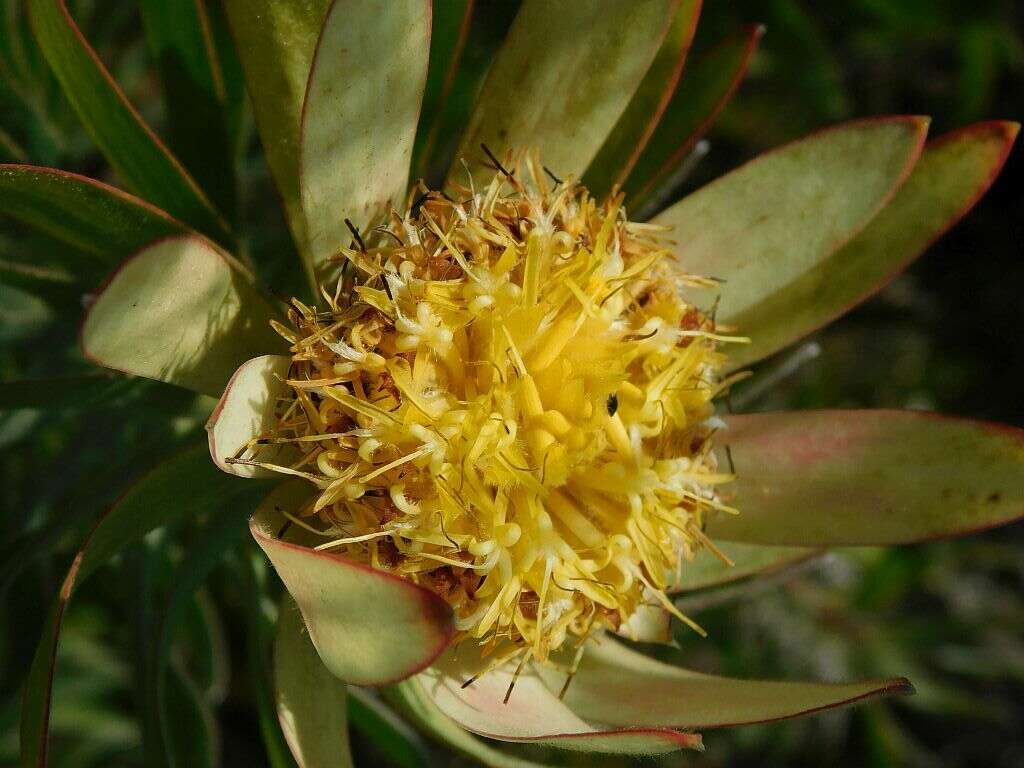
[{"xmin": 253, "ymin": 152, "xmax": 740, "ymax": 667}]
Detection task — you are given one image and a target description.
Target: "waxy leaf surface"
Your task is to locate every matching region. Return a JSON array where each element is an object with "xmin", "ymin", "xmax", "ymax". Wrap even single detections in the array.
[
  {"xmin": 654, "ymin": 117, "xmax": 928, "ymax": 320},
  {"xmin": 417, "ymin": 645, "xmax": 702, "ymax": 754},
  {"xmin": 541, "ymin": 638, "xmax": 912, "ymax": 728},
  {"xmin": 451, "ymin": 0, "xmax": 680, "ymax": 186},
  {"xmin": 300, "ymin": 0, "xmax": 430, "ymax": 272},
  {"xmin": 223, "ymin": 0, "xmax": 331, "ymax": 282},
  {"xmin": 582, "ymin": 0, "xmax": 702, "ymax": 198},
  {"xmin": 252, "ymin": 483, "xmax": 455, "ymax": 686},
  {"xmin": 81, "ymin": 235, "xmax": 283, "ymax": 396},
  {"xmin": 275, "ymin": 599, "xmax": 354, "ymax": 768},
  {"xmin": 711, "ymin": 410, "xmax": 1024, "ymax": 545},
  {"xmin": 729, "ymin": 121, "xmax": 1020, "ymax": 368}
]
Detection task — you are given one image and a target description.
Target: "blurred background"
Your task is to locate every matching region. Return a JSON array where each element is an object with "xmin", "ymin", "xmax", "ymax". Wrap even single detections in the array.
[{"xmin": 1, "ymin": 1, "xmax": 1022, "ymax": 766}]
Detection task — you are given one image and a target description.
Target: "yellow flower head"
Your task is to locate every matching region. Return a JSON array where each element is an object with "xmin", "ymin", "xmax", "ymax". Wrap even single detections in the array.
[{"xmin": 256, "ymin": 152, "xmax": 739, "ymax": 667}]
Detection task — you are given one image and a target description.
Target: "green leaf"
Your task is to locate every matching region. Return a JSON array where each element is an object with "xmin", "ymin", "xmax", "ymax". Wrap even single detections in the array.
[
  {"xmin": 386, "ymin": 681, "xmax": 554, "ymax": 768},
  {"xmin": 26, "ymin": 0, "xmax": 230, "ymax": 244},
  {"xmin": 729, "ymin": 121, "xmax": 1020, "ymax": 369},
  {"xmin": 300, "ymin": 0, "xmax": 430, "ymax": 274},
  {"xmin": 207, "ymin": 355, "xmax": 294, "ymax": 478},
  {"xmin": 346, "ymin": 687, "xmax": 431, "ymax": 768},
  {"xmin": 251, "ymin": 482, "xmax": 455, "ymax": 686},
  {"xmin": 81, "ymin": 234, "xmax": 285, "ymax": 396},
  {"xmin": 538, "ymin": 638, "xmax": 912, "ymax": 728},
  {"xmin": 19, "ymin": 444, "xmax": 269, "ymax": 768},
  {"xmin": 450, "ymin": 0, "xmax": 680, "ymax": 187},
  {"xmin": 139, "ymin": 0, "xmax": 236, "ymax": 218},
  {"xmin": 274, "ymin": 598, "xmax": 353, "ymax": 768},
  {"xmin": 670, "ymin": 542, "xmax": 819, "ymax": 592},
  {"xmin": 222, "ymin": 0, "xmax": 332, "ymax": 289},
  {"xmin": 0, "ymin": 374, "xmax": 136, "ymax": 411},
  {"xmin": 582, "ymin": 0, "xmax": 702, "ymax": 199},
  {"xmin": 623, "ymin": 25, "xmax": 763, "ymax": 212},
  {"xmin": 156, "ymin": 511, "xmax": 247, "ymax": 767},
  {"xmin": 653, "ymin": 116, "xmax": 929, "ymax": 321},
  {"xmin": 416, "ymin": 645, "xmax": 703, "ymax": 754},
  {"xmin": 244, "ymin": 551, "xmax": 300, "ymax": 768},
  {"xmin": 710, "ymin": 410, "xmax": 1024, "ymax": 545},
  {"xmin": 0, "ymin": 165, "xmax": 185, "ymax": 268},
  {"xmin": 412, "ymin": 0, "xmax": 474, "ymax": 177}
]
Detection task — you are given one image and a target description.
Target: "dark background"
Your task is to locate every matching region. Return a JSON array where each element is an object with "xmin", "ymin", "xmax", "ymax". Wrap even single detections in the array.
[{"xmin": 1, "ymin": 1, "xmax": 1023, "ymax": 766}]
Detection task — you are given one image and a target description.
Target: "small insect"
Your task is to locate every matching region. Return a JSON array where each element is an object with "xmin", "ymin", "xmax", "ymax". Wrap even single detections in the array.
[{"xmin": 606, "ymin": 392, "xmax": 619, "ymax": 416}]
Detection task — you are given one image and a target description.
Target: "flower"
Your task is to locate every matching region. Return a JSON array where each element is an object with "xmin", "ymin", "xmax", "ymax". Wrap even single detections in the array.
[{"xmin": 4, "ymin": 0, "xmax": 1022, "ymax": 765}]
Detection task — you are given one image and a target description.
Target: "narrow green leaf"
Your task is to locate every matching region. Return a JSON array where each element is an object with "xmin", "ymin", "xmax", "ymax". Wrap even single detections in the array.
[
  {"xmin": 449, "ymin": 0, "xmax": 680, "ymax": 187},
  {"xmin": 300, "ymin": 0, "xmax": 430, "ymax": 273},
  {"xmin": 223, "ymin": 0, "xmax": 332, "ymax": 288},
  {"xmin": 0, "ymin": 165, "xmax": 186, "ymax": 268},
  {"xmin": 729, "ymin": 121, "xmax": 1020, "ymax": 369},
  {"xmin": 81, "ymin": 235, "xmax": 285, "ymax": 396},
  {"xmin": 27, "ymin": 0, "xmax": 229, "ymax": 244},
  {"xmin": 582, "ymin": 0, "xmax": 702, "ymax": 199},
  {"xmin": 539, "ymin": 638, "xmax": 912, "ymax": 728},
  {"xmin": 251, "ymin": 482, "xmax": 455, "ymax": 686},
  {"xmin": 412, "ymin": 0, "xmax": 474, "ymax": 177},
  {"xmin": 19, "ymin": 445, "xmax": 269, "ymax": 768},
  {"xmin": 653, "ymin": 116, "xmax": 929, "ymax": 321},
  {"xmin": 418, "ymin": 645, "xmax": 702, "ymax": 754},
  {"xmin": 139, "ymin": 0, "xmax": 236, "ymax": 218},
  {"xmin": 624, "ymin": 25, "xmax": 763, "ymax": 212},
  {"xmin": 156, "ymin": 510, "xmax": 248, "ymax": 767},
  {"xmin": 0, "ymin": 375, "xmax": 185, "ymax": 412},
  {"xmin": 244, "ymin": 551, "xmax": 300, "ymax": 768},
  {"xmin": 346, "ymin": 688, "xmax": 431, "ymax": 768},
  {"xmin": 275, "ymin": 598, "xmax": 353, "ymax": 768},
  {"xmin": 711, "ymin": 410, "xmax": 1024, "ymax": 545}
]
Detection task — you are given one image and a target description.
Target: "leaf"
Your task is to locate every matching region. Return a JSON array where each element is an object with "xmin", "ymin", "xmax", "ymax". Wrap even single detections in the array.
[
  {"xmin": 412, "ymin": 0, "xmax": 474, "ymax": 177},
  {"xmin": 251, "ymin": 482, "xmax": 455, "ymax": 686},
  {"xmin": 386, "ymin": 681, "xmax": 555, "ymax": 768},
  {"xmin": 624, "ymin": 25, "xmax": 763, "ymax": 213},
  {"xmin": 710, "ymin": 410, "xmax": 1024, "ymax": 546},
  {"xmin": 538, "ymin": 637, "xmax": 912, "ymax": 728},
  {"xmin": 0, "ymin": 166, "xmax": 187, "ymax": 269},
  {"xmin": 299, "ymin": 0, "xmax": 430, "ymax": 273},
  {"xmin": 244, "ymin": 551, "xmax": 300, "ymax": 768},
  {"xmin": 81, "ymin": 234, "xmax": 285, "ymax": 397},
  {"xmin": 653, "ymin": 116, "xmax": 929, "ymax": 321},
  {"xmin": 207, "ymin": 355, "xmax": 293, "ymax": 478},
  {"xmin": 274, "ymin": 598, "xmax": 353, "ymax": 768},
  {"xmin": 415, "ymin": 645, "xmax": 702, "ymax": 754},
  {"xmin": 449, "ymin": 0, "xmax": 680, "ymax": 187},
  {"xmin": 223, "ymin": 0, "xmax": 331, "ymax": 288},
  {"xmin": 156, "ymin": 510, "xmax": 248, "ymax": 767},
  {"xmin": 582, "ymin": 0, "xmax": 702, "ymax": 199},
  {"xmin": 346, "ymin": 687, "xmax": 431, "ymax": 768},
  {"xmin": 0, "ymin": 375, "xmax": 151, "ymax": 411},
  {"xmin": 138, "ymin": 0, "xmax": 236, "ymax": 218},
  {"xmin": 729, "ymin": 120, "xmax": 1020, "ymax": 369},
  {"xmin": 670, "ymin": 542, "xmax": 819, "ymax": 592},
  {"xmin": 26, "ymin": 0, "xmax": 229, "ymax": 244},
  {"xmin": 19, "ymin": 444, "xmax": 269, "ymax": 768}
]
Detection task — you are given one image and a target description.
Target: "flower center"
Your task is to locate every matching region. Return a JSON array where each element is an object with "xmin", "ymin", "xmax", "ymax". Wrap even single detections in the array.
[{"xmin": 260, "ymin": 153, "xmax": 738, "ymax": 667}]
